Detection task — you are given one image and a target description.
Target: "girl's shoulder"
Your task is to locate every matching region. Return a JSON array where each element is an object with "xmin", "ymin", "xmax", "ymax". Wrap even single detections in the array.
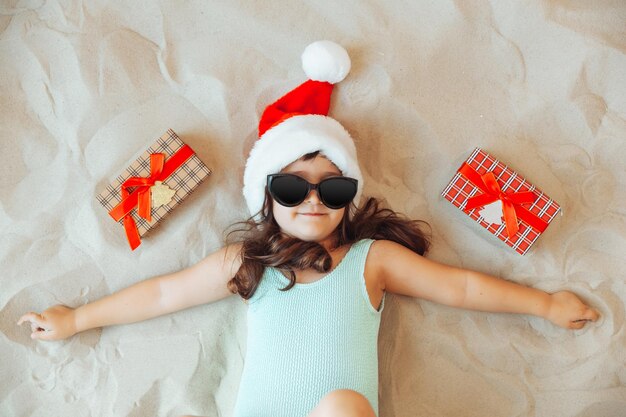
[
  {"xmin": 365, "ymin": 239, "xmax": 408, "ymax": 282},
  {"xmin": 364, "ymin": 238, "xmax": 386, "ymax": 261}
]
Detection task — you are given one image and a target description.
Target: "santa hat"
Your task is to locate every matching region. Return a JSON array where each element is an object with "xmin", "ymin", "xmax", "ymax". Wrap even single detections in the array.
[{"xmin": 243, "ymin": 40, "xmax": 364, "ymax": 221}]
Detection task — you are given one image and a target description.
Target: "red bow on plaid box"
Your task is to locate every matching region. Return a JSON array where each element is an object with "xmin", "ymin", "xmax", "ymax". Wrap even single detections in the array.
[
  {"xmin": 97, "ymin": 129, "xmax": 211, "ymax": 251},
  {"xmin": 108, "ymin": 146, "xmax": 193, "ymax": 250},
  {"xmin": 442, "ymin": 148, "xmax": 561, "ymax": 255}
]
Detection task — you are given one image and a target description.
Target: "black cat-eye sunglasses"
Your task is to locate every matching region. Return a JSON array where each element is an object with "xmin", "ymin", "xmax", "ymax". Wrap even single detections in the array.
[{"xmin": 267, "ymin": 173, "xmax": 358, "ymax": 209}]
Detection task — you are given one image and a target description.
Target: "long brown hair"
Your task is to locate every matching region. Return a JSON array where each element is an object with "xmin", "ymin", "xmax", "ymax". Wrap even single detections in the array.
[{"xmin": 224, "ymin": 151, "xmax": 431, "ymax": 300}]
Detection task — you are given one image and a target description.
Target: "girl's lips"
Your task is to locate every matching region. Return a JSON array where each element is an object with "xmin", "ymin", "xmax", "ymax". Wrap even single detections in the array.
[{"xmin": 300, "ymin": 213, "xmax": 325, "ymax": 216}]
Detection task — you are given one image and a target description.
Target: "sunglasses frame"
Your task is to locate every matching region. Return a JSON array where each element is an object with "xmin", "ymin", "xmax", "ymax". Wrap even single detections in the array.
[{"xmin": 267, "ymin": 173, "xmax": 358, "ymax": 209}]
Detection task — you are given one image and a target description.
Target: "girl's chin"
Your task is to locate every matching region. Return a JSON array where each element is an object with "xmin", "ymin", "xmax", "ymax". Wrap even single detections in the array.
[{"xmin": 292, "ymin": 229, "xmax": 333, "ymax": 241}]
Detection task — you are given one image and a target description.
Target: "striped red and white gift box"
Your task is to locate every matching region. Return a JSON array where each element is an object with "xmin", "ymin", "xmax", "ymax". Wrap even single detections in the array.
[
  {"xmin": 97, "ymin": 129, "xmax": 212, "ymax": 249},
  {"xmin": 441, "ymin": 148, "xmax": 561, "ymax": 255}
]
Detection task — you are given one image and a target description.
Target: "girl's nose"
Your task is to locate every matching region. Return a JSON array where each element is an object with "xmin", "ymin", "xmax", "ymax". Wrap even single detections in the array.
[{"xmin": 305, "ymin": 187, "xmax": 322, "ymax": 204}]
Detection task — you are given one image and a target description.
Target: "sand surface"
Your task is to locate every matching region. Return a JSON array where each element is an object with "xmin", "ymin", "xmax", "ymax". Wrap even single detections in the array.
[{"xmin": 1, "ymin": 1, "xmax": 625, "ymax": 416}]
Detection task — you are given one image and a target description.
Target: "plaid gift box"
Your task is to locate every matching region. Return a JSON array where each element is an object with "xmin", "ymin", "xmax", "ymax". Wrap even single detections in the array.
[
  {"xmin": 441, "ymin": 148, "xmax": 561, "ymax": 255},
  {"xmin": 97, "ymin": 129, "xmax": 212, "ymax": 250}
]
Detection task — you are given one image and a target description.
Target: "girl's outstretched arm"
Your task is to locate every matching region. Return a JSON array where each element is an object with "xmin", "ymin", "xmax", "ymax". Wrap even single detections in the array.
[
  {"xmin": 17, "ymin": 243, "xmax": 243, "ymax": 341},
  {"xmin": 373, "ymin": 240, "xmax": 600, "ymax": 329}
]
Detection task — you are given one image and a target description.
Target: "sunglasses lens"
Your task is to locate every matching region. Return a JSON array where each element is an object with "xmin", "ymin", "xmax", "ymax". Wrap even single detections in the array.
[
  {"xmin": 269, "ymin": 175, "xmax": 308, "ymax": 206},
  {"xmin": 319, "ymin": 178, "xmax": 357, "ymax": 209}
]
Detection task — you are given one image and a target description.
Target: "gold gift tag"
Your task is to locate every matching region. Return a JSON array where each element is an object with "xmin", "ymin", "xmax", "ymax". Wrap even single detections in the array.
[{"xmin": 151, "ymin": 181, "xmax": 176, "ymax": 207}]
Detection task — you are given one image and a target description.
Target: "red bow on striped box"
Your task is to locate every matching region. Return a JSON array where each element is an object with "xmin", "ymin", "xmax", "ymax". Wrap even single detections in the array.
[
  {"xmin": 97, "ymin": 129, "xmax": 212, "ymax": 251},
  {"xmin": 441, "ymin": 148, "xmax": 561, "ymax": 255}
]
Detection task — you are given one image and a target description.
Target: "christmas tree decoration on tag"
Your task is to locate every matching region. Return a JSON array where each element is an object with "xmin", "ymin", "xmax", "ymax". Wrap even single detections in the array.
[
  {"xmin": 151, "ymin": 181, "xmax": 176, "ymax": 208},
  {"xmin": 441, "ymin": 148, "xmax": 561, "ymax": 255},
  {"xmin": 97, "ymin": 129, "xmax": 212, "ymax": 251},
  {"xmin": 478, "ymin": 200, "xmax": 504, "ymax": 225}
]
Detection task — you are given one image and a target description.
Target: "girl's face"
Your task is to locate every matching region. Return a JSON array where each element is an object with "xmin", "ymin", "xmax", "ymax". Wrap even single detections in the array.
[{"xmin": 271, "ymin": 154, "xmax": 345, "ymax": 246}]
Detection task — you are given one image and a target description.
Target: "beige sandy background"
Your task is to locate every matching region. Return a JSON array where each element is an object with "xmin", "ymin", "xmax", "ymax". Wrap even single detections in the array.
[{"xmin": 1, "ymin": 0, "xmax": 625, "ymax": 416}]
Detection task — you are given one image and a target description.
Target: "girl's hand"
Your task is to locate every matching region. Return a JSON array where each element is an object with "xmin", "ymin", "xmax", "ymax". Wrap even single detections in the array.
[
  {"xmin": 546, "ymin": 291, "xmax": 600, "ymax": 329},
  {"xmin": 17, "ymin": 304, "xmax": 78, "ymax": 341}
]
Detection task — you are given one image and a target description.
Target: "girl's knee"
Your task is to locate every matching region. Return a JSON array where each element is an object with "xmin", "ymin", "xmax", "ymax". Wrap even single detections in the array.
[{"xmin": 308, "ymin": 389, "xmax": 376, "ymax": 417}]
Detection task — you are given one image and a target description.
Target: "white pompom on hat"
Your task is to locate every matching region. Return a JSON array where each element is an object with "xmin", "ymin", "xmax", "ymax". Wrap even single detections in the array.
[
  {"xmin": 301, "ymin": 40, "xmax": 351, "ymax": 83},
  {"xmin": 243, "ymin": 40, "xmax": 363, "ymax": 221}
]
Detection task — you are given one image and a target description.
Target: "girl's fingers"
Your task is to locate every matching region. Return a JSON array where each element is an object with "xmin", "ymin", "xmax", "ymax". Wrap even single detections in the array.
[
  {"xmin": 17, "ymin": 312, "xmax": 42, "ymax": 326},
  {"xmin": 18, "ymin": 313, "xmax": 53, "ymax": 337},
  {"xmin": 569, "ymin": 307, "xmax": 601, "ymax": 329},
  {"xmin": 573, "ymin": 308, "xmax": 600, "ymax": 323},
  {"xmin": 18, "ymin": 311, "xmax": 63, "ymax": 341},
  {"xmin": 31, "ymin": 329, "xmax": 55, "ymax": 341},
  {"xmin": 586, "ymin": 308, "xmax": 601, "ymax": 321},
  {"xmin": 30, "ymin": 322, "xmax": 49, "ymax": 332}
]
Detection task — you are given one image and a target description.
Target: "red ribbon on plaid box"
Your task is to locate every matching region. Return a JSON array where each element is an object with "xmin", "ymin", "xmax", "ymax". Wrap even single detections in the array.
[
  {"xmin": 442, "ymin": 148, "xmax": 561, "ymax": 255},
  {"xmin": 108, "ymin": 145, "xmax": 193, "ymax": 250},
  {"xmin": 97, "ymin": 129, "xmax": 211, "ymax": 251}
]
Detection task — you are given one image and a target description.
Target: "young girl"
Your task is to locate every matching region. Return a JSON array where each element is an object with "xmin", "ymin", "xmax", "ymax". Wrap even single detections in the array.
[{"xmin": 17, "ymin": 41, "xmax": 599, "ymax": 417}]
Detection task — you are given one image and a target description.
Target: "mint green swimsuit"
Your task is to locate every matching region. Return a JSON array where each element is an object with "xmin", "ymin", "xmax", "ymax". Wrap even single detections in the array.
[{"xmin": 232, "ymin": 238, "xmax": 385, "ymax": 417}]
